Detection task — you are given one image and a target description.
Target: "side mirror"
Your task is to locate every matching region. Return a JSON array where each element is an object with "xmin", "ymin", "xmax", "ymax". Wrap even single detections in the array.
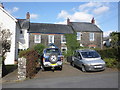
[{"xmin": 78, "ymin": 56, "xmax": 82, "ymax": 60}]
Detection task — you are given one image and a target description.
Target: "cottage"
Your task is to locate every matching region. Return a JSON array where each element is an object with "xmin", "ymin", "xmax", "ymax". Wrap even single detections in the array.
[
  {"xmin": 67, "ymin": 18, "xmax": 103, "ymax": 48},
  {"xmin": 28, "ymin": 23, "xmax": 73, "ymax": 52}
]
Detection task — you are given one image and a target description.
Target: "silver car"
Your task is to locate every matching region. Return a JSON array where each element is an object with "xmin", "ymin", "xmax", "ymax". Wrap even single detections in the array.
[{"xmin": 71, "ymin": 49, "xmax": 106, "ymax": 72}]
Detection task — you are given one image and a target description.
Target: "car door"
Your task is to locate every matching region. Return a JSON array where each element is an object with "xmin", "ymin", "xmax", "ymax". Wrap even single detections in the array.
[
  {"xmin": 76, "ymin": 52, "xmax": 82, "ymax": 67},
  {"xmin": 73, "ymin": 51, "xmax": 78, "ymax": 66}
]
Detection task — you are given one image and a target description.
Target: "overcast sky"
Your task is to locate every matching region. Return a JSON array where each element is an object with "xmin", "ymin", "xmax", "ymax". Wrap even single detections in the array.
[{"xmin": 2, "ymin": 2, "xmax": 118, "ymax": 37}]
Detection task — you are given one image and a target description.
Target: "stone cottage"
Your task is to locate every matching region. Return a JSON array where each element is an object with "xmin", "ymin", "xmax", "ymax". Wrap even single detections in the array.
[{"xmin": 67, "ymin": 18, "xmax": 103, "ymax": 49}]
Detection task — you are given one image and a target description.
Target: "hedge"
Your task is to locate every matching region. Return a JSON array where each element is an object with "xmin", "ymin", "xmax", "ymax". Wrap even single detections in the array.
[
  {"xmin": 96, "ymin": 47, "xmax": 118, "ymax": 59},
  {"xmin": 95, "ymin": 47, "xmax": 119, "ymax": 68}
]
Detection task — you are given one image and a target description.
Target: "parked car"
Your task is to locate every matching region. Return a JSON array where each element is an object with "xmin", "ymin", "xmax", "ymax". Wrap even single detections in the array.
[
  {"xmin": 71, "ymin": 49, "xmax": 106, "ymax": 72},
  {"xmin": 40, "ymin": 44, "xmax": 63, "ymax": 71}
]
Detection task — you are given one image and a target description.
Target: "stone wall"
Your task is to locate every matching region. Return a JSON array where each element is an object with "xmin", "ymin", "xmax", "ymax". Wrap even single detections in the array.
[
  {"xmin": 29, "ymin": 33, "xmax": 63, "ymax": 49},
  {"xmin": 18, "ymin": 57, "xmax": 26, "ymax": 80}
]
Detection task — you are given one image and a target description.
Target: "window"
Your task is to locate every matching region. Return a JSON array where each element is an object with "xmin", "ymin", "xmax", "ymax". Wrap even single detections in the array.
[
  {"xmin": 61, "ymin": 35, "xmax": 66, "ymax": 43},
  {"xmin": 89, "ymin": 33, "xmax": 94, "ymax": 41},
  {"xmin": 34, "ymin": 35, "xmax": 41, "ymax": 43},
  {"xmin": 48, "ymin": 35, "xmax": 54, "ymax": 43},
  {"xmin": 77, "ymin": 32, "xmax": 81, "ymax": 40}
]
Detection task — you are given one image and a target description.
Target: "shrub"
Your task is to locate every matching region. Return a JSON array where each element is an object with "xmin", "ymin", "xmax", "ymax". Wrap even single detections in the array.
[
  {"xmin": 96, "ymin": 47, "xmax": 118, "ymax": 59},
  {"xmin": 104, "ymin": 58, "xmax": 118, "ymax": 68},
  {"xmin": 34, "ymin": 44, "xmax": 46, "ymax": 55},
  {"xmin": 65, "ymin": 32, "xmax": 80, "ymax": 57},
  {"xmin": 19, "ymin": 49, "xmax": 39, "ymax": 78}
]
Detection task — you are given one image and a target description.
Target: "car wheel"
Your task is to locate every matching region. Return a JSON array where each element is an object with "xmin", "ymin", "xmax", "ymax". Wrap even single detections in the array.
[
  {"xmin": 49, "ymin": 53, "xmax": 58, "ymax": 64},
  {"xmin": 59, "ymin": 66, "xmax": 62, "ymax": 71},
  {"xmin": 81, "ymin": 65, "xmax": 86, "ymax": 72},
  {"xmin": 71, "ymin": 62, "xmax": 75, "ymax": 67}
]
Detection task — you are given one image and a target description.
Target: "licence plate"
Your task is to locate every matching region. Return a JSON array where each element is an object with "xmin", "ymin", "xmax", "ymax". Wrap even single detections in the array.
[
  {"xmin": 94, "ymin": 66, "xmax": 102, "ymax": 68},
  {"xmin": 51, "ymin": 64, "xmax": 57, "ymax": 66}
]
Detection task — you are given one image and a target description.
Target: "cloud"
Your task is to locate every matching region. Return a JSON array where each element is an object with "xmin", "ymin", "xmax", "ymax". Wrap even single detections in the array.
[
  {"xmin": 103, "ymin": 30, "xmax": 113, "ymax": 37},
  {"xmin": 93, "ymin": 6, "xmax": 109, "ymax": 15},
  {"xmin": 7, "ymin": 7, "xmax": 19, "ymax": 14},
  {"xmin": 30, "ymin": 14, "xmax": 39, "ymax": 19},
  {"xmin": 57, "ymin": 10, "xmax": 93, "ymax": 24},
  {"xmin": 56, "ymin": 2, "xmax": 110, "ymax": 25},
  {"xmin": 57, "ymin": 10, "xmax": 70, "ymax": 19}
]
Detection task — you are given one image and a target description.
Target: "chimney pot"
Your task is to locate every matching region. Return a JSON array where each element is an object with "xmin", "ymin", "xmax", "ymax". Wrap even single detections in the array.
[
  {"xmin": 91, "ymin": 17, "xmax": 95, "ymax": 24},
  {"xmin": 26, "ymin": 12, "xmax": 30, "ymax": 19},
  {"xmin": 0, "ymin": 3, "xmax": 4, "ymax": 8},
  {"xmin": 67, "ymin": 18, "xmax": 70, "ymax": 25}
]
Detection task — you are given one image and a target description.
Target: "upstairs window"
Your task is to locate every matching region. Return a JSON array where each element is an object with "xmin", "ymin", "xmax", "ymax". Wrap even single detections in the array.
[
  {"xmin": 34, "ymin": 35, "xmax": 41, "ymax": 43},
  {"xmin": 61, "ymin": 35, "xmax": 66, "ymax": 43},
  {"xmin": 89, "ymin": 33, "xmax": 94, "ymax": 41},
  {"xmin": 77, "ymin": 32, "xmax": 81, "ymax": 40},
  {"xmin": 48, "ymin": 35, "xmax": 54, "ymax": 43}
]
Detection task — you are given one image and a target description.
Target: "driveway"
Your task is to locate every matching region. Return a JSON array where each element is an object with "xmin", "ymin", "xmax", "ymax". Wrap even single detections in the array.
[{"xmin": 2, "ymin": 63, "xmax": 118, "ymax": 88}]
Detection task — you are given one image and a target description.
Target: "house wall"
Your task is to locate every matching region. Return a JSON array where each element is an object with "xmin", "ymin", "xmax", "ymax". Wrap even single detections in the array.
[
  {"xmin": 77, "ymin": 32, "xmax": 103, "ymax": 48},
  {"xmin": 19, "ymin": 29, "xmax": 29, "ymax": 50},
  {"xmin": 29, "ymin": 33, "xmax": 66, "ymax": 50},
  {"xmin": 0, "ymin": 7, "xmax": 17, "ymax": 65}
]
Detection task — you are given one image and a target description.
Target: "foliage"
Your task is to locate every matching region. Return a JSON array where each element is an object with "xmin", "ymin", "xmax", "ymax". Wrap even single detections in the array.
[
  {"xmin": 96, "ymin": 47, "xmax": 118, "ymax": 59},
  {"xmin": 19, "ymin": 48, "xmax": 39, "ymax": 78},
  {"xmin": 65, "ymin": 32, "xmax": 80, "ymax": 57},
  {"xmin": 104, "ymin": 58, "xmax": 118, "ymax": 68},
  {"xmin": 0, "ymin": 29, "xmax": 12, "ymax": 60},
  {"xmin": 33, "ymin": 44, "xmax": 46, "ymax": 55},
  {"xmin": 95, "ymin": 47, "xmax": 119, "ymax": 68},
  {"xmin": 110, "ymin": 32, "xmax": 119, "ymax": 48}
]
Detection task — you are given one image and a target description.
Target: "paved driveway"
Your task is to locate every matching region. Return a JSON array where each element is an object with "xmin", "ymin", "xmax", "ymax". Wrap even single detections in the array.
[{"xmin": 2, "ymin": 63, "xmax": 118, "ymax": 88}]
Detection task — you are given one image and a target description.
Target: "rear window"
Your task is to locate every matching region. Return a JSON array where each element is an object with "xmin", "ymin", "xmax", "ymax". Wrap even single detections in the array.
[
  {"xmin": 81, "ymin": 51, "xmax": 100, "ymax": 58},
  {"xmin": 45, "ymin": 48, "xmax": 61, "ymax": 54}
]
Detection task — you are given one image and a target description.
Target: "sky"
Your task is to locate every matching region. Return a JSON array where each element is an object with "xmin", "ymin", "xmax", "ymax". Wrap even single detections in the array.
[{"xmin": 2, "ymin": 2, "xmax": 118, "ymax": 37}]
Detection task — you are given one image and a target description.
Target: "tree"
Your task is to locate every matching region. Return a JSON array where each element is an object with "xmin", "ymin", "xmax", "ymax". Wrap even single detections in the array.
[
  {"xmin": 110, "ymin": 32, "xmax": 119, "ymax": 48},
  {"xmin": 0, "ymin": 24, "xmax": 12, "ymax": 77}
]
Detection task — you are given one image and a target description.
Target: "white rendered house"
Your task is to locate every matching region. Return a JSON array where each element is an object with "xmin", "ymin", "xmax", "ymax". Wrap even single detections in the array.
[
  {"xmin": 0, "ymin": 6, "xmax": 18, "ymax": 65},
  {"xmin": 0, "ymin": 5, "xmax": 30, "ymax": 65}
]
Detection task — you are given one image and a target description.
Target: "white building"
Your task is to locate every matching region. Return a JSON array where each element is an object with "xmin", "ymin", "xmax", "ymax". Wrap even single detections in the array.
[{"xmin": 0, "ymin": 5, "xmax": 29, "ymax": 65}]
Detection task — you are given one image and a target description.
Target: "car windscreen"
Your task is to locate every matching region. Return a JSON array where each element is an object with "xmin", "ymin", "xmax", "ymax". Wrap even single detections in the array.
[
  {"xmin": 81, "ymin": 51, "xmax": 100, "ymax": 58},
  {"xmin": 45, "ymin": 48, "xmax": 60, "ymax": 54}
]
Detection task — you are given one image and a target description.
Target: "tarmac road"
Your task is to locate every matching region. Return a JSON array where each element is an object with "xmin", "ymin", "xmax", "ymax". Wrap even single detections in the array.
[{"xmin": 2, "ymin": 63, "xmax": 118, "ymax": 88}]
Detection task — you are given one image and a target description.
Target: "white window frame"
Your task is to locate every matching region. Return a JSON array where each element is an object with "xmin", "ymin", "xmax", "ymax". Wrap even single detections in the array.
[
  {"xmin": 61, "ymin": 35, "xmax": 66, "ymax": 43},
  {"xmin": 48, "ymin": 35, "xmax": 54, "ymax": 43},
  {"xmin": 89, "ymin": 33, "xmax": 94, "ymax": 41},
  {"xmin": 77, "ymin": 32, "xmax": 81, "ymax": 40},
  {"xmin": 34, "ymin": 35, "xmax": 41, "ymax": 43}
]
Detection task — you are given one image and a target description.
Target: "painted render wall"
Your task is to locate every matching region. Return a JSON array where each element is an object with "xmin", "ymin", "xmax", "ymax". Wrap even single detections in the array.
[{"xmin": 0, "ymin": 7, "xmax": 17, "ymax": 65}]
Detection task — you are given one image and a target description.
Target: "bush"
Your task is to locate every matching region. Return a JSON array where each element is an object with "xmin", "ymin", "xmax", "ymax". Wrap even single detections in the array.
[
  {"xmin": 19, "ymin": 49, "xmax": 39, "ymax": 78},
  {"xmin": 104, "ymin": 58, "xmax": 118, "ymax": 68},
  {"xmin": 96, "ymin": 47, "xmax": 118, "ymax": 59},
  {"xmin": 34, "ymin": 44, "xmax": 46, "ymax": 55},
  {"xmin": 65, "ymin": 32, "xmax": 80, "ymax": 57}
]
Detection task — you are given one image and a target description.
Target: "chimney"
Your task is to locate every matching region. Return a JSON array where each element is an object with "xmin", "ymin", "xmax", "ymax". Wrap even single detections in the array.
[
  {"xmin": 26, "ymin": 12, "xmax": 30, "ymax": 19},
  {"xmin": 0, "ymin": 3, "xmax": 4, "ymax": 8},
  {"xmin": 67, "ymin": 18, "xmax": 70, "ymax": 25},
  {"xmin": 91, "ymin": 17, "xmax": 95, "ymax": 24}
]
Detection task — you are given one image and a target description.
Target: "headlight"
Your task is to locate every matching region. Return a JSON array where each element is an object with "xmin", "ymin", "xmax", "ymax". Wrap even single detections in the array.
[{"xmin": 84, "ymin": 63, "xmax": 91, "ymax": 66}]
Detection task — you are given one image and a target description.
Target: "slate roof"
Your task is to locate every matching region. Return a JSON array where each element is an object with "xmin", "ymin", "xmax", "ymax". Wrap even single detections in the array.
[
  {"xmin": 28, "ymin": 23, "xmax": 73, "ymax": 34},
  {"xmin": 17, "ymin": 19, "xmax": 30, "ymax": 29},
  {"xmin": 70, "ymin": 22, "xmax": 102, "ymax": 32}
]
